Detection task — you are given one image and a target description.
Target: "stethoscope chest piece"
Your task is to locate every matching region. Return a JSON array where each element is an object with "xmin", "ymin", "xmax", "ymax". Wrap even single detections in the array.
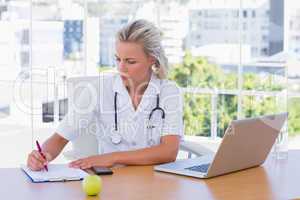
[
  {"xmin": 111, "ymin": 132, "xmax": 122, "ymax": 144},
  {"xmin": 147, "ymin": 138, "xmax": 155, "ymax": 146}
]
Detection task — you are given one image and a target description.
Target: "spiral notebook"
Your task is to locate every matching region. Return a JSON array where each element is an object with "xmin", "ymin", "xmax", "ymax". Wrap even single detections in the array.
[{"xmin": 21, "ymin": 164, "xmax": 89, "ymax": 183}]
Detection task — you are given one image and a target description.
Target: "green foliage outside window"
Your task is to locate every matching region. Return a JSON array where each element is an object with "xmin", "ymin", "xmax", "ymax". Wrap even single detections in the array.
[
  {"xmin": 168, "ymin": 52, "xmax": 299, "ymax": 137},
  {"xmin": 288, "ymin": 98, "xmax": 300, "ymax": 136}
]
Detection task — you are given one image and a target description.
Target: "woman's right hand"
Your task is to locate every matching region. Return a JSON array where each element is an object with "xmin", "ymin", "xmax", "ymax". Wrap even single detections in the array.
[{"xmin": 27, "ymin": 150, "xmax": 51, "ymax": 171}]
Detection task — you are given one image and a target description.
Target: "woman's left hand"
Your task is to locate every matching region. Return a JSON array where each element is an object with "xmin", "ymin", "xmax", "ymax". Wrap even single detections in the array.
[{"xmin": 69, "ymin": 153, "xmax": 117, "ymax": 169}]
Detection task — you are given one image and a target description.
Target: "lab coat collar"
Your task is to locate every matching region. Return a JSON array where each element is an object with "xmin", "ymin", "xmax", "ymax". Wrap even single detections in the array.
[{"xmin": 144, "ymin": 72, "xmax": 161, "ymax": 95}]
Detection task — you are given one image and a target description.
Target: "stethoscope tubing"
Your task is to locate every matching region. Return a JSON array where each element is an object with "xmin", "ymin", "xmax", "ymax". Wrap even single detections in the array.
[{"xmin": 112, "ymin": 92, "xmax": 165, "ymax": 145}]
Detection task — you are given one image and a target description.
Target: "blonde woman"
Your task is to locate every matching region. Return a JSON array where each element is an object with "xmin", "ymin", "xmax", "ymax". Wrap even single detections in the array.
[{"xmin": 27, "ymin": 19, "xmax": 183, "ymax": 171}]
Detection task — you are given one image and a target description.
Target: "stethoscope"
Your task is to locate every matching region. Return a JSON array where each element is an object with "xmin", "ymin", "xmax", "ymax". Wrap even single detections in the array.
[{"xmin": 110, "ymin": 92, "xmax": 165, "ymax": 146}]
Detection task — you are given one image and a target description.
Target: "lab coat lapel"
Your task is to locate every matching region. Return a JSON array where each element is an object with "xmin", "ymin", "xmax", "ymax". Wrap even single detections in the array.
[
  {"xmin": 134, "ymin": 73, "xmax": 161, "ymax": 117},
  {"xmin": 112, "ymin": 74, "xmax": 135, "ymax": 115}
]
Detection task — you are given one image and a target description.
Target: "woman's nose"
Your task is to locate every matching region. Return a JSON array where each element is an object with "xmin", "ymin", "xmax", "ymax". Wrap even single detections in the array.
[{"xmin": 118, "ymin": 61, "xmax": 127, "ymax": 71}]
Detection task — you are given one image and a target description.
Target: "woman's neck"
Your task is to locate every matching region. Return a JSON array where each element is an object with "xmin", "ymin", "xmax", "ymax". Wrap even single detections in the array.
[
  {"xmin": 127, "ymin": 74, "xmax": 151, "ymax": 95},
  {"xmin": 125, "ymin": 75, "xmax": 152, "ymax": 110}
]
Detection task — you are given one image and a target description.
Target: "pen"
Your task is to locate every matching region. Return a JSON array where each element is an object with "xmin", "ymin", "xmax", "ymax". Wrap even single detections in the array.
[{"xmin": 36, "ymin": 140, "xmax": 48, "ymax": 172}]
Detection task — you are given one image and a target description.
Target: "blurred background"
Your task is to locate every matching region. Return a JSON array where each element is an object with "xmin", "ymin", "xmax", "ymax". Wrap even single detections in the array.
[{"xmin": 0, "ymin": 0, "xmax": 299, "ymax": 167}]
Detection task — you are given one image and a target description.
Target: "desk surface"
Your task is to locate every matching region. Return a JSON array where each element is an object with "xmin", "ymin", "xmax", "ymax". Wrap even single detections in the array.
[{"xmin": 2, "ymin": 150, "xmax": 299, "ymax": 200}]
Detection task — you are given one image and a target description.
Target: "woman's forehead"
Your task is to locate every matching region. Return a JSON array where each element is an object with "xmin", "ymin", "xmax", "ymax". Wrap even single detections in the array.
[{"xmin": 116, "ymin": 41, "xmax": 146, "ymax": 58}]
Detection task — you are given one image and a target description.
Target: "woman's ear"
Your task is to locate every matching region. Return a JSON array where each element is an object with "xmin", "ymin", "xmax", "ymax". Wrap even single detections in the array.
[{"xmin": 148, "ymin": 55, "xmax": 156, "ymax": 65}]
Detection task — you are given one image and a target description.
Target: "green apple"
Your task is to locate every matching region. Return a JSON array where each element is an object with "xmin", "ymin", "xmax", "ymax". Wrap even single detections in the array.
[{"xmin": 82, "ymin": 175, "xmax": 102, "ymax": 196}]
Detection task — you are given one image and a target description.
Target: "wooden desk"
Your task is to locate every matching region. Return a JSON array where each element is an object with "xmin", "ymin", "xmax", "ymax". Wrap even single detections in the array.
[{"xmin": 1, "ymin": 150, "xmax": 299, "ymax": 200}]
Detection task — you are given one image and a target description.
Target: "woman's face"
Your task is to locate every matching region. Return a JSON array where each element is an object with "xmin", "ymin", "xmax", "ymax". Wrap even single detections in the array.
[{"xmin": 115, "ymin": 41, "xmax": 155, "ymax": 87}]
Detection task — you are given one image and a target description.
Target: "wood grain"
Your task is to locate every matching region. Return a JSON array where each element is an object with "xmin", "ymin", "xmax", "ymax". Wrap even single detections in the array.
[{"xmin": 1, "ymin": 150, "xmax": 299, "ymax": 200}]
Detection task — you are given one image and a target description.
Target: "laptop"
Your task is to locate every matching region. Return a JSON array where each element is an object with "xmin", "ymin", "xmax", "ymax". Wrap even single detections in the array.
[{"xmin": 154, "ymin": 113, "xmax": 288, "ymax": 178}]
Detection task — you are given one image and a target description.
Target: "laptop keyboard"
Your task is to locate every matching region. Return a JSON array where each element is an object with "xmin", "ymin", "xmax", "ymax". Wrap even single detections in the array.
[{"xmin": 185, "ymin": 163, "xmax": 211, "ymax": 173}]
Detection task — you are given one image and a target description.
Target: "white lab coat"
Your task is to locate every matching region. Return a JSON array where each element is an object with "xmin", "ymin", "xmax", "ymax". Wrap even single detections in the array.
[{"xmin": 56, "ymin": 72, "xmax": 183, "ymax": 154}]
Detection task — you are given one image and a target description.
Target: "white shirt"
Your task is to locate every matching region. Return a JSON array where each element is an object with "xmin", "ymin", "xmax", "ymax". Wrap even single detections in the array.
[{"xmin": 56, "ymin": 72, "xmax": 183, "ymax": 154}]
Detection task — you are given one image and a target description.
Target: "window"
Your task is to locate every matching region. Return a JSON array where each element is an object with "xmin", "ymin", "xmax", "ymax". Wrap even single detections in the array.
[
  {"xmin": 20, "ymin": 51, "xmax": 30, "ymax": 67},
  {"xmin": 243, "ymin": 10, "xmax": 247, "ymax": 18},
  {"xmin": 232, "ymin": 22, "xmax": 238, "ymax": 30},
  {"xmin": 42, "ymin": 98, "xmax": 67, "ymax": 123},
  {"xmin": 251, "ymin": 47, "xmax": 258, "ymax": 55},
  {"xmin": 262, "ymin": 35, "xmax": 268, "ymax": 41},
  {"xmin": 290, "ymin": 21, "xmax": 293, "ymax": 29},
  {"xmin": 232, "ymin": 10, "xmax": 239, "ymax": 18},
  {"xmin": 243, "ymin": 22, "xmax": 247, "ymax": 30},
  {"xmin": 261, "ymin": 47, "xmax": 268, "ymax": 55},
  {"xmin": 21, "ymin": 29, "xmax": 29, "ymax": 45},
  {"xmin": 0, "ymin": 0, "xmax": 298, "ymax": 167},
  {"xmin": 252, "ymin": 10, "xmax": 256, "ymax": 18}
]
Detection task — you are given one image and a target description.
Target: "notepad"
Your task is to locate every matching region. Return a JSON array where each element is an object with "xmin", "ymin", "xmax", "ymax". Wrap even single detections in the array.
[{"xmin": 21, "ymin": 164, "xmax": 89, "ymax": 183}]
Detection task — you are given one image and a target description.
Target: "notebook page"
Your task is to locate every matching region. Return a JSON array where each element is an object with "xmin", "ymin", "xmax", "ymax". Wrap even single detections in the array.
[{"xmin": 21, "ymin": 164, "xmax": 88, "ymax": 182}]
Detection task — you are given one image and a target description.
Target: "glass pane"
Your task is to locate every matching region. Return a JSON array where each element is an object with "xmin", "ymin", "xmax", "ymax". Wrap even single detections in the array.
[
  {"xmin": 286, "ymin": 1, "xmax": 300, "ymax": 140},
  {"xmin": 217, "ymin": 94, "xmax": 237, "ymax": 137},
  {"xmin": 240, "ymin": 0, "xmax": 290, "ymax": 137},
  {"xmin": 31, "ymin": 0, "xmax": 80, "ymax": 162},
  {"xmin": 32, "ymin": 0, "xmax": 84, "ymax": 77},
  {"xmin": 0, "ymin": 81, "xmax": 32, "ymax": 167},
  {"xmin": 0, "ymin": 0, "xmax": 30, "ymax": 81},
  {"xmin": 242, "ymin": 95, "xmax": 284, "ymax": 117},
  {"xmin": 31, "ymin": 79, "xmax": 68, "ymax": 163},
  {"xmin": 288, "ymin": 97, "xmax": 300, "ymax": 137},
  {"xmin": 87, "ymin": 0, "xmax": 145, "ymax": 74},
  {"xmin": 168, "ymin": 0, "xmax": 240, "ymax": 137},
  {"xmin": 0, "ymin": 0, "xmax": 31, "ymax": 167},
  {"xmin": 183, "ymin": 93, "xmax": 211, "ymax": 137}
]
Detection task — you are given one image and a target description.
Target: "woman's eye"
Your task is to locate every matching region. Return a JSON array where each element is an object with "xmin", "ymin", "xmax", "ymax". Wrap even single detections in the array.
[
  {"xmin": 115, "ymin": 58, "xmax": 120, "ymax": 62},
  {"xmin": 127, "ymin": 60, "xmax": 136, "ymax": 64}
]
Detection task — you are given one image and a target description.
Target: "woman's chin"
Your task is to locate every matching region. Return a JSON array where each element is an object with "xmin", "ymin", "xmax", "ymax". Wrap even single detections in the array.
[
  {"xmin": 120, "ymin": 75, "xmax": 130, "ymax": 85},
  {"xmin": 120, "ymin": 74, "xmax": 128, "ymax": 81}
]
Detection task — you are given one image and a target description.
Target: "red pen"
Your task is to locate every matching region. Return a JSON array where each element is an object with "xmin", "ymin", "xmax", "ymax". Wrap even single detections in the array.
[{"xmin": 36, "ymin": 140, "xmax": 48, "ymax": 171}]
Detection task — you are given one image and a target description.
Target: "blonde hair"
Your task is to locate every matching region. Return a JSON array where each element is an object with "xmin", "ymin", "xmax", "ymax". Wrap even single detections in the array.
[{"xmin": 116, "ymin": 19, "xmax": 168, "ymax": 79}]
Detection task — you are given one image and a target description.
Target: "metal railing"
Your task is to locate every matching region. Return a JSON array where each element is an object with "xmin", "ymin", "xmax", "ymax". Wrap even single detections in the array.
[{"xmin": 181, "ymin": 87, "xmax": 297, "ymax": 139}]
